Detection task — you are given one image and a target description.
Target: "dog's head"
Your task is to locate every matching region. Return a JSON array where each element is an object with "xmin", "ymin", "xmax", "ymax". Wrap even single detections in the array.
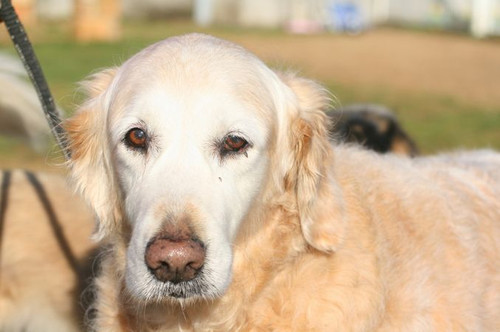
[{"xmin": 65, "ymin": 34, "xmax": 346, "ymax": 302}]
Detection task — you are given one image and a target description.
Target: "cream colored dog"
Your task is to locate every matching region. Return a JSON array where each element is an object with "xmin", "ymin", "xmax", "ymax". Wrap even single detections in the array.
[{"xmin": 65, "ymin": 34, "xmax": 500, "ymax": 331}]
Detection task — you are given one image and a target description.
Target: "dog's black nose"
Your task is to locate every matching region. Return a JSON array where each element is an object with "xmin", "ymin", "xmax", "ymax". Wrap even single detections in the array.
[{"xmin": 145, "ymin": 229, "xmax": 205, "ymax": 283}]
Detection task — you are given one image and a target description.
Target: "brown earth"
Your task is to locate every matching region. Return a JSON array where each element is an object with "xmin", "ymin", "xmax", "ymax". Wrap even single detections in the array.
[{"xmin": 228, "ymin": 28, "xmax": 500, "ymax": 108}]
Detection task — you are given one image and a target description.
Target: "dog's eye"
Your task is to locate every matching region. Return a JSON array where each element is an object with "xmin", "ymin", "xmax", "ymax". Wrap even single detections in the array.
[
  {"xmin": 222, "ymin": 135, "xmax": 248, "ymax": 153},
  {"xmin": 124, "ymin": 128, "xmax": 147, "ymax": 150}
]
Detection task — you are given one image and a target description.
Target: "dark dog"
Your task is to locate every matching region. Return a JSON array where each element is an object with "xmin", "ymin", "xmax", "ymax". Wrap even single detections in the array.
[{"xmin": 328, "ymin": 104, "xmax": 418, "ymax": 156}]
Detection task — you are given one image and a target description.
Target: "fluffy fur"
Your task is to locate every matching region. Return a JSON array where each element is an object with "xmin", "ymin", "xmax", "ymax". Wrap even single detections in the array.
[
  {"xmin": 0, "ymin": 170, "xmax": 95, "ymax": 332},
  {"xmin": 65, "ymin": 33, "xmax": 500, "ymax": 331}
]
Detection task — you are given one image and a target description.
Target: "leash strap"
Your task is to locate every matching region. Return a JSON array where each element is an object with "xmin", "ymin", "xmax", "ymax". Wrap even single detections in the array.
[
  {"xmin": 0, "ymin": 170, "xmax": 12, "ymax": 266},
  {"xmin": 24, "ymin": 170, "xmax": 80, "ymax": 274},
  {"xmin": 0, "ymin": 170, "xmax": 80, "ymax": 275},
  {"xmin": 0, "ymin": 0, "xmax": 70, "ymax": 159}
]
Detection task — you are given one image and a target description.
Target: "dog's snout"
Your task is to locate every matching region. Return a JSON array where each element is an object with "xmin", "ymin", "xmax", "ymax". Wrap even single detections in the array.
[{"xmin": 145, "ymin": 230, "xmax": 205, "ymax": 283}]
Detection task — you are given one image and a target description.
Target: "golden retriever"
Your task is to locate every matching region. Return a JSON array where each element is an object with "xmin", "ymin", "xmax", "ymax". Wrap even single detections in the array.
[
  {"xmin": 0, "ymin": 170, "xmax": 95, "ymax": 332},
  {"xmin": 64, "ymin": 33, "xmax": 500, "ymax": 331}
]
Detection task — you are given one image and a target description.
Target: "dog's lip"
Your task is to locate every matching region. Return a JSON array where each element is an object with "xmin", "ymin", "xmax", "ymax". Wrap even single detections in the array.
[
  {"xmin": 146, "ymin": 263, "xmax": 205, "ymax": 286},
  {"xmin": 149, "ymin": 267, "xmax": 211, "ymax": 300},
  {"xmin": 167, "ymin": 285, "xmax": 193, "ymax": 299}
]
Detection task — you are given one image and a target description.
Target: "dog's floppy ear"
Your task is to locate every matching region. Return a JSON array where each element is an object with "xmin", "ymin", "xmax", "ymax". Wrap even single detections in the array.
[
  {"xmin": 64, "ymin": 68, "xmax": 121, "ymax": 242},
  {"xmin": 280, "ymin": 73, "xmax": 347, "ymax": 253}
]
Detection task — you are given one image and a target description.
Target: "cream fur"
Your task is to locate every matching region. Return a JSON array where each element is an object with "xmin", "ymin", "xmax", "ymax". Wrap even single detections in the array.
[
  {"xmin": 0, "ymin": 170, "xmax": 95, "ymax": 332},
  {"xmin": 65, "ymin": 33, "xmax": 500, "ymax": 331}
]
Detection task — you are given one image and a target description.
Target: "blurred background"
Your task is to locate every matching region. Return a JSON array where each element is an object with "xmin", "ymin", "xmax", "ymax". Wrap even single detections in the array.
[{"xmin": 1, "ymin": 0, "xmax": 499, "ymax": 171}]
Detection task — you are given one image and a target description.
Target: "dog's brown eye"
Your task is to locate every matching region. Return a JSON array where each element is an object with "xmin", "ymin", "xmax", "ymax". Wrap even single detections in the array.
[
  {"xmin": 125, "ymin": 128, "xmax": 147, "ymax": 149},
  {"xmin": 223, "ymin": 135, "xmax": 248, "ymax": 153}
]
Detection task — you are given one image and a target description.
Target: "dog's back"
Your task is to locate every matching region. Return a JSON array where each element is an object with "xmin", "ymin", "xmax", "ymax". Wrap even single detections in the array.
[{"xmin": 333, "ymin": 146, "xmax": 500, "ymax": 331}]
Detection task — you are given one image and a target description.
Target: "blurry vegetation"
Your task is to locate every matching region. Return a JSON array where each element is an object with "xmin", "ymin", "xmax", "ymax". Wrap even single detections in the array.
[{"xmin": 0, "ymin": 19, "xmax": 498, "ymax": 170}]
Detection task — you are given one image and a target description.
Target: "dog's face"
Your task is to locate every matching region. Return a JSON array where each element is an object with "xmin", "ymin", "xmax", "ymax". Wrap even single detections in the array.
[
  {"xmin": 66, "ymin": 34, "xmax": 346, "ymax": 303},
  {"xmin": 110, "ymin": 37, "xmax": 280, "ymax": 301}
]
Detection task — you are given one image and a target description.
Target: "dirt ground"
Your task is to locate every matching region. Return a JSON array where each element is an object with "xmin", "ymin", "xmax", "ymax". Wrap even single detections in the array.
[{"xmin": 229, "ymin": 28, "xmax": 500, "ymax": 108}]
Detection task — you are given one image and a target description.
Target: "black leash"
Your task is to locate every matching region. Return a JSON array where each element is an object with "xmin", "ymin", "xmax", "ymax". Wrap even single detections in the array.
[
  {"xmin": 0, "ymin": 0, "xmax": 70, "ymax": 160},
  {"xmin": 0, "ymin": 170, "xmax": 12, "ymax": 265},
  {"xmin": 0, "ymin": 170, "xmax": 80, "ymax": 275},
  {"xmin": 24, "ymin": 170, "xmax": 80, "ymax": 274}
]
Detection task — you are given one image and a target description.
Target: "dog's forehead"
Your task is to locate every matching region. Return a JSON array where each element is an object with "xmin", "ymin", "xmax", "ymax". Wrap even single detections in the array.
[
  {"xmin": 109, "ymin": 34, "xmax": 277, "ymax": 124},
  {"xmin": 118, "ymin": 33, "xmax": 263, "ymax": 87}
]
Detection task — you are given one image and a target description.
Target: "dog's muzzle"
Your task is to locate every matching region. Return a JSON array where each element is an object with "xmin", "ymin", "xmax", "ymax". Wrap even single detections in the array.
[{"xmin": 145, "ymin": 222, "xmax": 205, "ymax": 284}]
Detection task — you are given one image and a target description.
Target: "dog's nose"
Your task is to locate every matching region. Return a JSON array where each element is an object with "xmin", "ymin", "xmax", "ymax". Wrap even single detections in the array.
[{"xmin": 145, "ymin": 235, "xmax": 205, "ymax": 283}]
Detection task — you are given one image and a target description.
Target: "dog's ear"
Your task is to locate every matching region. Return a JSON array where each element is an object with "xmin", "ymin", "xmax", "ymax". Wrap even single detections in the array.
[
  {"xmin": 280, "ymin": 73, "xmax": 347, "ymax": 253},
  {"xmin": 64, "ymin": 68, "xmax": 121, "ymax": 242}
]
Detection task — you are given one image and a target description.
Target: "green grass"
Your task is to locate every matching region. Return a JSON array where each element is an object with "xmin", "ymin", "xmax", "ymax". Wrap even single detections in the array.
[
  {"xmin": 0, "ymin": 19, "xmax": 498, "ymax": 165},
  {"xmin": 326, "ymin": 82, "xmax": 500, "ymax": 153}
]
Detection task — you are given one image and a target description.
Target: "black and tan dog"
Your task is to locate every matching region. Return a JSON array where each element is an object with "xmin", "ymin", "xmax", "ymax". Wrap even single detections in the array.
[{"xmin": 328, "ymin": 104, "xmax": 418, "ymax": 157}]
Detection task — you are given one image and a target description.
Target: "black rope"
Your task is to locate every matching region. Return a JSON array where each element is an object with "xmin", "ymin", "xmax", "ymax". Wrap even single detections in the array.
[
  {"xmin": 0, "ymin": 0, "xmax": 70, "ymax": 160},
  {"xmin": 24, "ymin": 170, "xmax": 80, "ymax": 275},
  {"xmin": 0, "ymin": 170, "xmax": 12, "ymax": 267}
]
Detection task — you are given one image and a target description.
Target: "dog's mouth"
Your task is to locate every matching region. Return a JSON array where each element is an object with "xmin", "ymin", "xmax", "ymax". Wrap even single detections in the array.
[
  {"xmin": 126, "ymin": 218, "xmax": 233, "ymax": 302},
  {"xmin": 126, "ymin": 263, "xmax": 218, "ymax": 302},
  {"xmin": 151, "ymin": 271, "xmax": 212, "ymax": 300},
  {"xmin": 138, "ymin": 227, "xmax": 220, "ymax": 300},
  {"xmin": 147, "ymin": 264, "xmax": 202, "ymax": 286}
]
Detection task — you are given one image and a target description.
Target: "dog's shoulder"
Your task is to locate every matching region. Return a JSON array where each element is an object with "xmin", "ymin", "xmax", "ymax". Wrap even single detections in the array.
[
  {"xmin": 334, "ymin": 145, "xmax": 500, "ymax": 182},
  {"xmin": 332, "ymin": 143, "xmax": 414, "ymax": 181},
  {"xmin": 332, "ymin": 145, "xmax": 500, "ymax": 209},
  {"xmin": 415, "ymin": 149, "xmax": 500, "ymax": 176}
]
